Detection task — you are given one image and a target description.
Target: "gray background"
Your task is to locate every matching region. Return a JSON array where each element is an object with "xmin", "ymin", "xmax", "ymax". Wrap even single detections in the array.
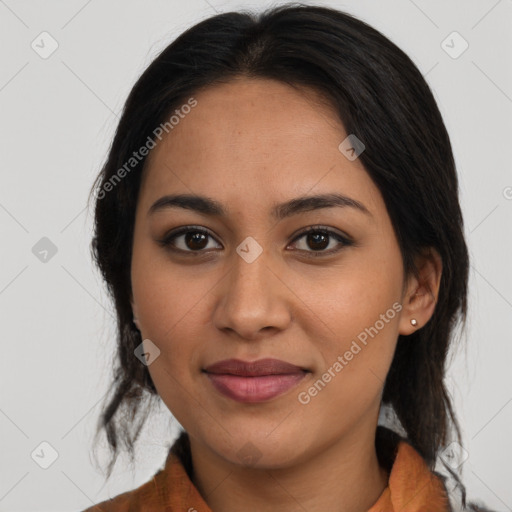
[{"xmin": 0, "ymin": 0, "xmax": 511, "ymax": 510}]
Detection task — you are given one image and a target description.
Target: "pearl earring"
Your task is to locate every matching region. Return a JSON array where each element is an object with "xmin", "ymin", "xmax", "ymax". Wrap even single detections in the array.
[
  {"xmin": 133, "ymin": 316, "xmax": 140, "ymax": 329},
  {"xmin": 410, "ymin": 318, "xmax": 418, "ymax": 326}
]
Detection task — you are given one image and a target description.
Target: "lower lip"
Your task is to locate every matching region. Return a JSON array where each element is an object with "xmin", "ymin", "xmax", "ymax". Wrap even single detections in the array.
[{"xmin": 205, "ymin": 372, "xmax": 307, "ymax": 403}]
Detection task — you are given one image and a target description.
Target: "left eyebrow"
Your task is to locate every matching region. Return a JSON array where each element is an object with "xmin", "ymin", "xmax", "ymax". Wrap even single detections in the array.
[{"xmin": 147, "ymin": 192, "xmax": 373, "ymax": 220}]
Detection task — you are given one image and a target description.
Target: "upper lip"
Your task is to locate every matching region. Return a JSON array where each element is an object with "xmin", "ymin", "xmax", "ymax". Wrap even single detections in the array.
[{"xmin": 203, "ymin": 358, "xmax": 307, "ymax": 376}]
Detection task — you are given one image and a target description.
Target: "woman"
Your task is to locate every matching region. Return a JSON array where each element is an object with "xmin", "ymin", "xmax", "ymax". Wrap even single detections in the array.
[{"xmin": 84, "ymin": 4, "xmax": 493, "ymax": 511}]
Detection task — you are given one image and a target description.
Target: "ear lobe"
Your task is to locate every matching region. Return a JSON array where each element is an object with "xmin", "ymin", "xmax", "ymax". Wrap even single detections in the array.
[{"xmin": 398, "ymin": 248, "xmax": 442, "ymax": 336}]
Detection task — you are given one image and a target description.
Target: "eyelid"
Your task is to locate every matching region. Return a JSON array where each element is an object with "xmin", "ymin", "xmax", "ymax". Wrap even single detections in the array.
[
  {"xmin": 157, "ymin": 224, "xmax": 353, "ymax": 255},
  {"xmin": 288, "ymin": 225, "xmax": 353, "ymax": 256},
  {"xmin": 157, "ymin": 225, "xmax": 221, "ymax": 253},
  {"xmin": 289, "ymin": 225, "xmax": 352, "ymax": 244}
]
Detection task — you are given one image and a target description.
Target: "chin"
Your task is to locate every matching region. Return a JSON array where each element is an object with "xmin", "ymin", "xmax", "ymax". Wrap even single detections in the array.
[{"xmin": 209, "ymin": 429, "xmax": 310, "ymax": 470}]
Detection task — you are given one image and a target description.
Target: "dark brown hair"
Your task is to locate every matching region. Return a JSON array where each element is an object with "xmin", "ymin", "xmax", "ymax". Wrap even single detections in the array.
[{"xmin": 88, "ymin": 4, "xmax": 490, "ymax": 510}]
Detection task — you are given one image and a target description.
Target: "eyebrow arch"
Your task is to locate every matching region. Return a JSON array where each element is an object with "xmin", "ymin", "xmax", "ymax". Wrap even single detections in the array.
[{"xmin": 148, "ymin": 192, "xmax": 372, "ymax": 220}]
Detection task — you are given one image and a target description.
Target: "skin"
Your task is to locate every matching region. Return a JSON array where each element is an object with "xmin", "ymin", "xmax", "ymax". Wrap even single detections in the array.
[{"xmin": 130, "ymin": 77, "xmax": 442, "ymax": 512}]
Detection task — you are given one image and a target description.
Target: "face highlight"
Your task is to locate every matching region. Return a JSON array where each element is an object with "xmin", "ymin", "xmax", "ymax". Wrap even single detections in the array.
[{"xmin": 130, "ymin": 77, "xmax": 413, "ymax": 469}]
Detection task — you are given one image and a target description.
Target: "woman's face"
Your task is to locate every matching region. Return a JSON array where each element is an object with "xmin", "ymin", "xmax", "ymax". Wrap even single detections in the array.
[{"xmin": 130, "ymin": 78, "xmax": 415, "ymax": 468}]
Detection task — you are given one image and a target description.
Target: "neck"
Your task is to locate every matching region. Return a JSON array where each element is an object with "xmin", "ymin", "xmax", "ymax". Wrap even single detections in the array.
[{"xmin": 188, "ymin": 423, "xmax": 390, "ymax": 512}]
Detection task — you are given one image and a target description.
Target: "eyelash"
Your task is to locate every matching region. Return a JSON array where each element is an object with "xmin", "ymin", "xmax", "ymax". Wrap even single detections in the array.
[{"xmin": 157, "ymin": 225, "xmax": 354, "ymax": 258}]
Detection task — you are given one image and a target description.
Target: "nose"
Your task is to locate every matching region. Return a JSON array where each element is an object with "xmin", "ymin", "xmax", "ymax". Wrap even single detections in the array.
[{"xmin": 212, "ymin": 247, "xmax": 292, "ymax": 341}]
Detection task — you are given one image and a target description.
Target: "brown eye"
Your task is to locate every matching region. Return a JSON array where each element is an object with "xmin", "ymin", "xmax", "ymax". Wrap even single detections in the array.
[
  {"xmin": 158, "ymin": 227, "xmax": 222, "ymax": 253},
  {"xmin": 158, "ymin": 224, "xmax": 353, "ymax": 258},
  {"xmin": 289, "ymin": 226, "xmax": 353, "ymax": 256},
  {"xmin": 305, "ymin": 232, "xmax": 329, "ymax": 251},
  {"xmin": 184, "ymin": 231, "xmax": 208, "ymax": 250}
]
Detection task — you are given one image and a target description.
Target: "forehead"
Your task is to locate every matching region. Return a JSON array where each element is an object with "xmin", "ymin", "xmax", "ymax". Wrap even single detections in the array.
[{"xmin": 139, "ymin": 78, "xmax": 380, "ymax": 219}]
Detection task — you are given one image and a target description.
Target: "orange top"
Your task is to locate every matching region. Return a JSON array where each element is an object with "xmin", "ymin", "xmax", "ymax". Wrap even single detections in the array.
[{"xmin": 83, "ymin": 429, "xmax": 451, "ymax": 512}]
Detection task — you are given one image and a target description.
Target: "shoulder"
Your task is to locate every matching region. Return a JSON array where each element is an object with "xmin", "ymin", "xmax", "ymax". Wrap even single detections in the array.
[
  {"xmin": 81, "ymin": 467, "xmax": 167, "ymax": 512},
  {"xmin": 81, "ymin": 431, "xmax": 200, "ymax": 512}
]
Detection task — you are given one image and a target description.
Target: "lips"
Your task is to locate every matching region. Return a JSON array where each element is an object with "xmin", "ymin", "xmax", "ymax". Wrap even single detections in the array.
[
  {"xmin": 203, "ymin": 358, "xmax": 309, "ymax": 403},
  {"xmin": 204, "ymin": 358, "xmax": 307, "ymax": 376}
]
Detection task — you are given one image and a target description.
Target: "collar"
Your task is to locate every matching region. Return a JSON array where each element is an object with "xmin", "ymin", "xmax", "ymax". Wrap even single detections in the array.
[{"xmin": 86, "ymin": 427, "xmax": 451, "ymax": 511}]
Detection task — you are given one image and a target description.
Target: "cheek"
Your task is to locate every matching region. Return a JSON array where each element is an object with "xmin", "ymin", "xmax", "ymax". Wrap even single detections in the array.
[
  {"xmin": 294, "ymin": 276, "xmax": 401, "ymax": 434},
  {"xmin": 131, "ymin": 241, "xmax": 211, "ymax": 339},
  {"xmin": 130, "ymin": 251, "xmax": 212, "ymax": 403},
  {"xmin": 134, "ymin": 277, "xmax": 207, "ymax": 365},
  {"xmin": 296, "ymin": 247, "xmax": 402, "ymax": 398},
  {"xmin": 295, "ymin": 247, "xmax": 403, "ymax": 343},
  {"xmin": 135, "ymin": 268, "xmax": 209, "ymax": 426}
]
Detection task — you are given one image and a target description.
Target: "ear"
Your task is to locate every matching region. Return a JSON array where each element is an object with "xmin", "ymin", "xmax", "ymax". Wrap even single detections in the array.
[{"xmin": 398, "ymin": 247, "xmax": 442, "ymax": 336}]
